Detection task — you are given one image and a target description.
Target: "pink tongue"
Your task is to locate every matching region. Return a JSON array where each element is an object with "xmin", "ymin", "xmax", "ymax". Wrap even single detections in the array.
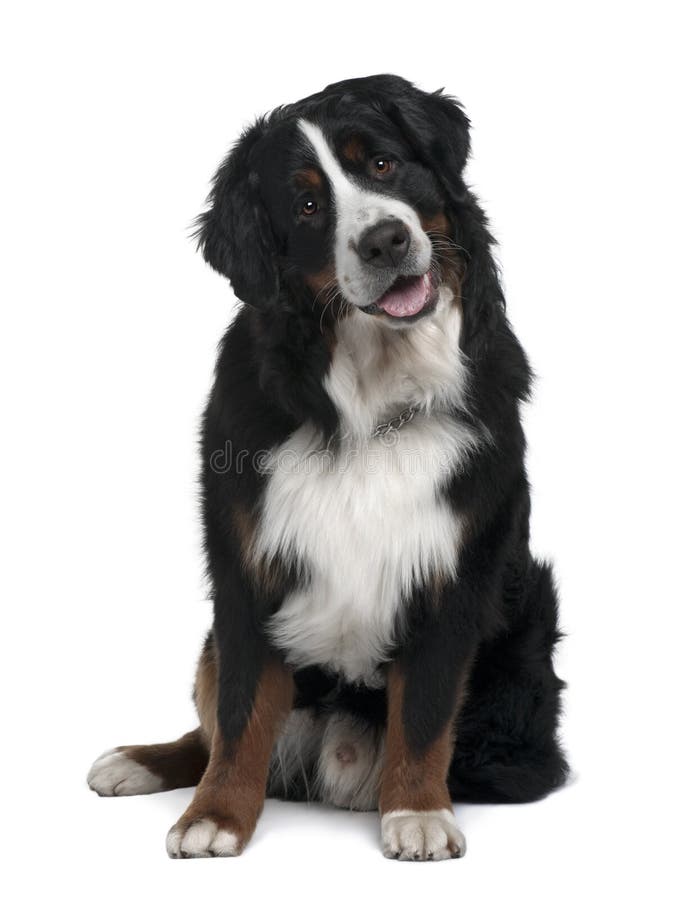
[{"xmin": 377, "ymin": 275, "xmax": 429, "ymax": 318}]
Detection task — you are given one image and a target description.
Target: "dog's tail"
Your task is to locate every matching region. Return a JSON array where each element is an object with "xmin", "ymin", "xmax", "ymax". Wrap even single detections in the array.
[{"xmin": 449, "ymin": 559, "xmax": 569, "ymax": 803}]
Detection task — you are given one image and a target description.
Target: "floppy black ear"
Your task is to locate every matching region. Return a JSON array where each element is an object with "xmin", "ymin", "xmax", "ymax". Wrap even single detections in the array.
[
  {"xmin": 385, "ymin": 82, "xmax": 471, "ymax": 204},
  {"xmin": 196, "ymin": 120, "xmax": 279, "ymax": 307}
]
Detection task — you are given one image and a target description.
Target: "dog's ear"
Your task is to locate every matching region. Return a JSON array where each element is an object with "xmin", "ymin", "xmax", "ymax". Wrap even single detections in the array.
[
  {"xmin": 196, "ymin": 120, "xmax": 279, "ymax": 308},
  {"xmin": 342, "ymin": 75, "xmax": 469, "ymax": 203},
  {"xmin": 383, "ymin": 80, "xmax": 471, "ymax": 204}
]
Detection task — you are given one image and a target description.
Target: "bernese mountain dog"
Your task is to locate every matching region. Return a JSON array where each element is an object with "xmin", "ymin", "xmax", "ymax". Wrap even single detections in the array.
[{"xmin": 88, "ymin": 74, "xmax": 568, "ymax": 861}]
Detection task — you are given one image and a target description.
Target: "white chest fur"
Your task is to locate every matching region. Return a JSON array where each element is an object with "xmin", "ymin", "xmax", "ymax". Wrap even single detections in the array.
[{"xmin": 254, "ymin": 292, "xmax": 477, "ymax": 684}]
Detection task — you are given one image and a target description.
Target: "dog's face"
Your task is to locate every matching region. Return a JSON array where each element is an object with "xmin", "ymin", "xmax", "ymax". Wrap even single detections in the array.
[
  {"xmin": 258, "ymin": 116, "xmax": 444, "ymax": 324},
  {"xmin": 198, "ymin": 75, "xmax": 470, "ymax": 327}
]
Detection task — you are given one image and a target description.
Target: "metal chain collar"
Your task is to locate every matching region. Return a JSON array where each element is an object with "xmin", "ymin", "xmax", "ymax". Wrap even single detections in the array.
[{"xmin": 372, "ymin": 404, "xmax": 421, "ymax": 438}]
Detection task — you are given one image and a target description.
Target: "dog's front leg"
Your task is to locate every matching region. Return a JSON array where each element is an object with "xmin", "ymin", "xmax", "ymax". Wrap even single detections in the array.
[
  {"xmin": 379, "ymin": 604, "xmax": 477, "ymax": 861},
  {"xmin": 167, "ymin": 605, "xmax": 294, "ymax": 858}
]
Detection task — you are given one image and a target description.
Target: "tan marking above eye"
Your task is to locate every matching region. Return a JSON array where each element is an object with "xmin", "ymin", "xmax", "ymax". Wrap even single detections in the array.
[
  {"xmin": 342, "ymin": 136, "xmax": 365, "ymax": 163},
  {"xmin": 295, "ymin": 168, "xmax": 323, "ymax": 189}
]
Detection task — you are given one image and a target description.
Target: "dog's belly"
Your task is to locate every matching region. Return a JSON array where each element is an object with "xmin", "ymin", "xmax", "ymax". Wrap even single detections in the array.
[{"xmin": 255, "ymin": 417, "xmax": 474, "ymax": 684}]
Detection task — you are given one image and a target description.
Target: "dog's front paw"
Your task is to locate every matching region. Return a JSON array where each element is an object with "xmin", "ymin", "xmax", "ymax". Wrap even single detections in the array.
[
  {"xmin": 166, "ymin": 818, "xmax": 242, "ymax": 859},
  {"xmin": 381, "ymin": 809, "xmax": 466, "ymax": 861}
]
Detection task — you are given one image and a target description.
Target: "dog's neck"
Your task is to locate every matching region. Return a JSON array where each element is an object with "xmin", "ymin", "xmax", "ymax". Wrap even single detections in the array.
[{"xmin": 323, "ymin": 287, "xmax": 467, "ymax": 440}]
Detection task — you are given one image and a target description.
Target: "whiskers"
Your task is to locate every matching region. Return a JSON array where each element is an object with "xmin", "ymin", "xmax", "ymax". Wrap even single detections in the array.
[
  {"xmin": 312, "ymin": 276, "xmax": 340, "ymax": 309},
  {"xmin": 426, "ymin": 230, "xmax": 470, "ymax": 259},
  {"xmin": 313, "ymin": 277, "xmax": 349, "ymax": 334},
  {"xmin": 426, "ymin": 231, "xmax": 467, "ymax": 296}
]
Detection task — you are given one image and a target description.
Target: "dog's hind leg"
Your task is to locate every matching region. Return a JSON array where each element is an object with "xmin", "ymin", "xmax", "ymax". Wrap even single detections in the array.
[
  {"xmin": 88, "ymin": 729, "xmax": 209, "ymax": 796},
  {"xmin": 449, "ymin": 559, "xmax": 568, "ymax": 803},
  {"xmin": 88, "ymin": 632, "xmax": 217, "ymax": 797}
]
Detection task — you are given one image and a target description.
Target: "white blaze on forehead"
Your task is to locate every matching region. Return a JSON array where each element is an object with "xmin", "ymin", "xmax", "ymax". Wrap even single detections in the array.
[
  {"xmin": 298, "ymin": 119, "xmax": 356, "ymax": 205},
  {"xmin": 297, "ymin": 118, "xmax": 432, "ymax": 306}
]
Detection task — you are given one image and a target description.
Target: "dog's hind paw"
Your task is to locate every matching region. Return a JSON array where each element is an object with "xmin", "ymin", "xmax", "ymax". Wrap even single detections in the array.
[{"xmin": 87, "ymin": 749, "xmax": 163, "ymax": 796}]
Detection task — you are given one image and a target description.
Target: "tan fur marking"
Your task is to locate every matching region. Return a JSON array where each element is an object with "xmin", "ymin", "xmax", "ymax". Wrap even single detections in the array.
[
  {"xmin": 295, "ymin": 167, "xmax": 323, "ymax": 190},
  {"xmin": 194, "ymin": 634, "xmax": 218, "ymax": 746},
  {"xmin": 342, "ymin": 136, "xmax": 365, "ymax": 163},
  {"xmin": 304, "ymin": 265, "xmax": 353, "ymax": 341},
  {"xmin": 421, "ymin": 211, "xmax": 451, "ymax": 237},
  {"xmin": 231, "ymin": 502, "xmax": 257, "ymax": 566},
  {"xmin": 379, "ymin": 663, "xmax": 460, "ymax": 814},
  {"xmin": 305, "ymin": 264, "xmax": 337, "ymax": 298},
  {"xmin": 421, "ymin": 212, "xmax": 465, "ymax": 299},
  {"xmin": 174, "ymin": 658, "xmax": 294, "ymax": 852},
  {"xmin": 231, "ymin": 503, "xmax": 290, "ymax": 594}
]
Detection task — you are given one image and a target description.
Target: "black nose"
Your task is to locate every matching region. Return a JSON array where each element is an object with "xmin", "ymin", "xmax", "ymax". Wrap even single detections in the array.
[{"xmin": 356, "ymin": 219, "xmax": 411, "ymax": 268}]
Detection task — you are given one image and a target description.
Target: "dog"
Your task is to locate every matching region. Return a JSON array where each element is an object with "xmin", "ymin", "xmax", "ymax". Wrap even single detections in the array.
[{"xmin": 88, "ymin": 74, "xmax": 567, "ymax": 861}]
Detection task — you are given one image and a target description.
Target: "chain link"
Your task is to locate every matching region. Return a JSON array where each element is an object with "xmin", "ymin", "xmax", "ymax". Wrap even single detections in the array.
[{"xmin": 372, "ymin": 404, "xmax": 420, "ymax": 438}]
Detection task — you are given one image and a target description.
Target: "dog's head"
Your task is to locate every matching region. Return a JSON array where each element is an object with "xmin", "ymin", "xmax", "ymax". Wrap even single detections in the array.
[{"xmin": 197, "ymin": 75, "xmax": 474, "ymax": 328}]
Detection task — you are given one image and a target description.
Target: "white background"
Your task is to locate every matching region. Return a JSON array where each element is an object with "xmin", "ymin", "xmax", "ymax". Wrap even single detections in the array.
[{"xmin": 2, "ymin": 1, "xmax": 672, "ymax": 897}]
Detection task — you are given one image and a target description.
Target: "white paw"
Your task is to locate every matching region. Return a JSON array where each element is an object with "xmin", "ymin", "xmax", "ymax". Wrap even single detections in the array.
[
  {"xmin": 381, "ymin": 809, "xmax": 466, "ymax": 861},
  {"xmin": 166, "ymin": 819, "xmax": 241, "ymax": 859},
  {"xmin": 87, "ymin": 749, "xmax": 163, "ymax": 796}
]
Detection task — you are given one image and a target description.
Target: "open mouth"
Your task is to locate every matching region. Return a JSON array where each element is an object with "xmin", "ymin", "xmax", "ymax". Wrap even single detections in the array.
[{"xmin": 361, "ymin": 273, "xmax": 436, "ymax": 322}]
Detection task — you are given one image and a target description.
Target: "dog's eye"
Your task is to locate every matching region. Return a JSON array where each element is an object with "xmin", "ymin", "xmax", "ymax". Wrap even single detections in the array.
[
  {"xmin": 372, "ymin": 158, "xmax": 396, "ymax": 177},
  {"xmin": 301, "ymin": 199, "xmax": 319, "ymax": 216}
]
